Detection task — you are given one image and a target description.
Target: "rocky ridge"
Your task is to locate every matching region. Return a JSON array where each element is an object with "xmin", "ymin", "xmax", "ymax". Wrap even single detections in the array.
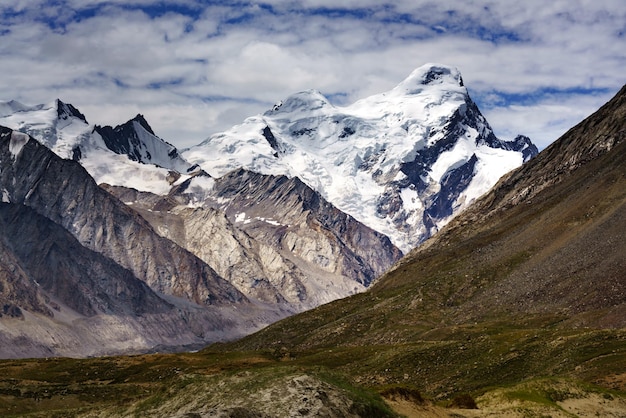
[
  {"xmin": 0, "ymin": 126, "xmax": 286, "ymax": 358},
  {"xmin": 104, "ymin": 168, "xmax": 402, "ymax": 311}
]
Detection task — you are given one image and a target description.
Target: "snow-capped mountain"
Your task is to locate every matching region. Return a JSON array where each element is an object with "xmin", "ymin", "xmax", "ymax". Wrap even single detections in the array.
[
  {"xmin": 0, "ymin": 99, "xmax": 90, "ymax": 161},
  {"xmin": 0, "ymin": 99, "xmax": 197, "ymax": 195},
  {"xmin": 92, "ymin": 114, "xmax": 196, "ymax": 174},
  {"xmin": 184, "ymin": 64, "xmax": 537, "ymax": 251},
  {"xmin": 0, "ymin": 63, "xmax": 538, "ymax": 356},
  {"xmin": 0, "ymin": 97, "xmax": 402, "ymax": 340}
]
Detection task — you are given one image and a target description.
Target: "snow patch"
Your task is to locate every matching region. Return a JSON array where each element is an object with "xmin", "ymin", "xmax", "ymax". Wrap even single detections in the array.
[
  {"xmin": 234, "ymin": 212, "xmax": 285, "ymax": 226},
  {"xmin": 9, "ymin": 131, "xmax": 29, "ymax": 159},
  {"xmin": 1, "ymin": 189, "xmax": 9, "ymax": 203},
  {"xmin": 256, "ymin": 217, "xmax": 284, "ymax": 226},
  {"xmin": 235, "ymin": 212, "xmax": 247, "ymax": 223},
  {"xmin": 234, "ymin": 212, "xmax": 252, "ymax": 224},
  {"xmin": 400, "ymin": 187, "xmax": 422, "ymax": 212}
]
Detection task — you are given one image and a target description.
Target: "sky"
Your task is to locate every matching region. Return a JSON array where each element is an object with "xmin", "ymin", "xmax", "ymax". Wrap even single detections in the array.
[{"xmin": 0, "ymin": 1, "xmax": 624, "ymax": 150}]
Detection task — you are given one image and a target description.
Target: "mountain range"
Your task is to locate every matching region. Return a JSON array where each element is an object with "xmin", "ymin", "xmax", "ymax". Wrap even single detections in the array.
[
  {"xmin": 0, "ymin": 63, "xmax": 536, "ymax": 357},
  {"xmin": 0, "ymin": 69, "xmax": 624, "ymax": 416}
]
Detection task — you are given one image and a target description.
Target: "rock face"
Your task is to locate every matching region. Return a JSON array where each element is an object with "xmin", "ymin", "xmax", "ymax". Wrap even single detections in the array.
[
  {"xmin": 0, "ymin": 202, "xmax": 172, "ymax": 318},
  {"xmin": 208, "ymin": 170, "xmax": 401, "ymax": 286},
  {"xmin": 105, "ymin": 168, "xmax": 402, "ymax": 311},
  {"xmin": 0, "ymin": 127, "xmax": 284, "ymax": 358}
]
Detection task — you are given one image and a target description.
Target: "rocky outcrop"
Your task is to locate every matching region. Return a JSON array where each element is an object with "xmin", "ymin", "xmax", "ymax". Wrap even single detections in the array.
[
  {"xmin": 106, "ymin": 191, "xmax": 307, "ymax": 307},
  {"xmin": 208, "ymin": 169, "xmax": 402, "ymax": 286}
]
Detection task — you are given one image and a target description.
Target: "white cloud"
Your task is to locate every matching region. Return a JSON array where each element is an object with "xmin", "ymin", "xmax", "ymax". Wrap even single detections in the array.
[
  {"xmin": 480, "ymin": 93, "xmax": 615, "ymax": 149},
  {"xmin": 0, "ymin": 1, "xmax": 624, "ymax": 149}
]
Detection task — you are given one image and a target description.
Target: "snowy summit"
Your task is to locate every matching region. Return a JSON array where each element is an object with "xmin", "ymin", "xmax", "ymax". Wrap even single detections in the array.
[
  {"xmin": 184, "ymin": 64, "xmax": 537, "ymax": 251},
  {"xmin": 1, "ymin": 64, "xmax": 537, "ymax": 252}
]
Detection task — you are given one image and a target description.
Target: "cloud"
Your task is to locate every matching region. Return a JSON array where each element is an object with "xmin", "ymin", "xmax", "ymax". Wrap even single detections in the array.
[
  {"xmin": 478, "ymin": 91, "xmax": 613, "ymax": 149},
  {"xmin": 0, "ymin": 1, "xmax": 624, "ymax": 148}
]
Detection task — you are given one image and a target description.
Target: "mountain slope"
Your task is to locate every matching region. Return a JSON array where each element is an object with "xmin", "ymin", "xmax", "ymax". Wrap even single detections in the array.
[
  {"xmin": 222, "ymin": 84, "xmax": 626, "ymax": 398},
  {"xmin": 0, "ymin": 202, "xmax": 172, "ymax": 318},
  {"xmin": 204, "ymin": 169, "xmax": 402, "ymax": 287},
  {"xmin": 184, "ymin": 64, "xmax": 537, "ymax": 251},
  {"xmin": 0, "ymin": 202, "xmax": 204, "ymax": 358},
  {"xmin": 104, "ymin": 168, "xmax": 402, "ymax": 311},
  {"xmin": 0, "ymin": 126, "xmax": 290, "ymax": 357}
]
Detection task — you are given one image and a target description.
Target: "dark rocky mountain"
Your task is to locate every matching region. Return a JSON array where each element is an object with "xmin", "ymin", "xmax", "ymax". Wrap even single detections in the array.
[
  {"xmin": 56, "ymin": 99, "xmax": 88, "ymax": 123},
  {"xmin": 92, "ymin": 114, "xmax": 195, "ymax": 172},
  {"xmin": 0, "ymin": 198, "xmax": 266, "ymax": 358}
]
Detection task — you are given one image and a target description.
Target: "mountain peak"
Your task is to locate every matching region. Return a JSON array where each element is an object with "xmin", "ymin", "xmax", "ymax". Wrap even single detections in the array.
[
  {"xmin": 91, "ymin": 114, "xmax": 193, "ymax": 175},
  {"xmin": 0, "ymin": 100, "xmax": 28, "ymax": 116},
  {"xmin": 130, "ymin": 114, "xmax": 155, "ymax": 135},
  {"xmin": 394, "ymin": 63, "xmax": 464, "ymax": 95},
  {"xmin": 55, "ymin": 99, "xmax": 88, "ymax": 124},
  {"xmin": 265, "ymin": 89, "xmax": 332, "ymax": 116}
]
